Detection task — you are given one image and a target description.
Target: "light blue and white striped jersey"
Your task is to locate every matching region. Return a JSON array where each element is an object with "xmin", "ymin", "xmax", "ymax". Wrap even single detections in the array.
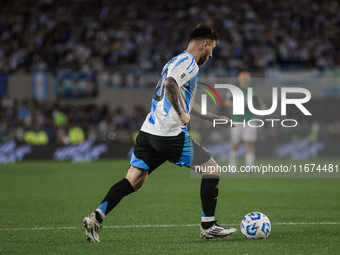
[{"xmin": 141, "ymin": 50, "xmax": 199, "ymax": 136}]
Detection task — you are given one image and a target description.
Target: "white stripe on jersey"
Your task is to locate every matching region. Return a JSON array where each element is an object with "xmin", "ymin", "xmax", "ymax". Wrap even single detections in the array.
[{"xmin": 141, "ymin": 51, "xmax": 199, "ymax": 136}]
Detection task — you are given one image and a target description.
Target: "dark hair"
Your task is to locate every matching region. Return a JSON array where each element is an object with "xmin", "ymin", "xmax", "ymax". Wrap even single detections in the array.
[{"xmin": 190, "ymin": 24, "xmax": 219, "ymax": 44}]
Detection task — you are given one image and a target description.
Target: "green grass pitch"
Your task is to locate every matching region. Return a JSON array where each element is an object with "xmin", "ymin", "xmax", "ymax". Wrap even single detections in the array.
[{"xmin": 1, "ymin": 158, "xmax": 339, "ymax": 254}]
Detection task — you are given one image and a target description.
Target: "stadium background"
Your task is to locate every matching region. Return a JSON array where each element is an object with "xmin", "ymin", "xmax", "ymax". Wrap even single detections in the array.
[{"xmin": 1, "ymin": 1, "xmax": 340, "ymax": 254}]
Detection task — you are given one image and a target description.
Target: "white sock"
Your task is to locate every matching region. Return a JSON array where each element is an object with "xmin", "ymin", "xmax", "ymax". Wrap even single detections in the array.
[
  {"xmin": 245, "ymin": 152, "xmax": 255, "ymax": 167},
  {"xmin": 201, "ymin": 216, "xmax": 215, "ymax": 222},
  {"xmin": 229, "ymin": 149, "xmax": 238, "ymax": 167}
]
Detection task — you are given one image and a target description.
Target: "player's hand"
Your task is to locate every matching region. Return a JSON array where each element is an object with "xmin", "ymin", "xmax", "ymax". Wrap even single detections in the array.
[
  {"xmin": 178, "ymin": 112, "xmax": 190, "ymax": 126},
  {"xmin": 218, "ymin": 115, "xmax": 235, "ymax": 128}
]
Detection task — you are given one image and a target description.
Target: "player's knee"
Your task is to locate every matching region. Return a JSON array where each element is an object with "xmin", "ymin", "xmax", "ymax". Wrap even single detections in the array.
[
  {"xmin": 126, "ymin": 166, "xmax": 148, "ymax": 192},
  {"xmin": 232, "ymin": 142, "xmax": 240, "ymax": 150},
  {"xmin": 245, "ymin": 142, "xmax": 255, "ymax": 152},
  {"xmin": 126, "ymin": 178, "xmax": 145, "ymax": 192},
  {"xmin": 199, "ymin": 157, "xmax": 221, "ymax": 177},
  {"xmin": 202, "ymin": 165, "xmax": 221, "ymax": 176},
  {"xmin": 132, "ymin": 181, "xmax": 144, "ymax": 191}
]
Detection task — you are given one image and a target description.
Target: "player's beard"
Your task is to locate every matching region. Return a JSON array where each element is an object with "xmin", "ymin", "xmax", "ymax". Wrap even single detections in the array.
[{"xmin": 197, "ymin": 52, "xmax": 210, "ymax": 65}]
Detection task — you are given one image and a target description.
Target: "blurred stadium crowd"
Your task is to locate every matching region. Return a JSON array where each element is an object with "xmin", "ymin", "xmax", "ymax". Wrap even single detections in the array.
[
  {"xmin": 0, "ymin": 0, "xmax": 339, "ymax": 146},
  {"xmin": 1, "ymin": 96, "xmax": 339, "ymax": 145},
  {"xmin": 0, "ymin": 0, "xmax": 339, "ymax": 73},
  {"xmin": 0, "ymin": 96, "xmax": 146, "ymax": 144}
]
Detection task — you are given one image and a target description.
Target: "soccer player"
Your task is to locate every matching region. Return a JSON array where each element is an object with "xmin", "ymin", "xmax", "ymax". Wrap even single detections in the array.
[
  {"xmin": 83, "ymin": 25, "xmax": 237, "ymax": 242},
  {"xmin": 225, "ymin": 70, "xmax": 267, "ymax": 169}
]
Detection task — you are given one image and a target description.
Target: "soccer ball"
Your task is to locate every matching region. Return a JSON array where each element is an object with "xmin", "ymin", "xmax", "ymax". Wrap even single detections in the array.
[{"xmin": 240, "ymin": 212, "xmax": 271, "ymax": 239}]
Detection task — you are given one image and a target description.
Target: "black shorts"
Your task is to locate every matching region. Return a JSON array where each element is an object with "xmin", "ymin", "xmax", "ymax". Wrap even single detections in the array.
[{"xmin": 130, "ymin": 131, "xmax": 211, "ymax": 173}]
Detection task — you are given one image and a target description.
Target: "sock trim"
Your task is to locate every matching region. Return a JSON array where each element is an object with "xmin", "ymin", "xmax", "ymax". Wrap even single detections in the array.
[{"xmin": 201, "ymin": 216, "xmax": 215, "ymax": 222}]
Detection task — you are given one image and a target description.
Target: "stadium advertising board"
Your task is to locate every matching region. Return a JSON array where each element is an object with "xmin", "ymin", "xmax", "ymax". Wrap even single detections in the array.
[{"xmin": 0, "ymin": 139, "xmax": 338, "ymax": 164}]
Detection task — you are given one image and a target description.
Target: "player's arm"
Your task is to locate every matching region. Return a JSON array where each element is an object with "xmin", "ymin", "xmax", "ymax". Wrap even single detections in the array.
[
  {"xmin": 164, "ymin": 77, "xmax": 190, "ymax": 125},
  {"xmin": 191, "ymin": 102, "xmax": 234, "ymax": 128}
]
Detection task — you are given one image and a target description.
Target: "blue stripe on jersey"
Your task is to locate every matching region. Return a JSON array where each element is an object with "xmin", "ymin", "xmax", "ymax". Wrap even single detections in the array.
[
  {"xmin": 163, "ymin": 92, "xmax": 172, "ymax": 117},
  {"xmin": 163, "ymin": 51, "xmax": 186, "ymax": 74},
  {"xmin": 186, "ymin": 58, "xmax": 195, "ymax": 70},
  {"xmin": 176, "ymin": 132, "xmax": 193, "ymax": 166},
  {"xmin": 163, "ymin": 56, "xmax": 177, "ymax": 72},
  {"xmin": 184, "ymin": 71, "xmax": 199, "ymax": 113},
  {"xmin": 171, "ymin": 56, "xmax": 189, "ymax": 72},
  {"xmin": 189, "ymin": 65, "xmax": 197, "ymax": 74},
  {"xmin": 130, "ymin": 153, "xmax": 150, "ymax": 170},
  {"xmin": 158, "ymin": 73, "xmax": 166, "ymax": 96},
  {"xmin": 149, "ymin": 72, "xmax": 167, "ymax": 124},
  {"xmin": 148, "ymin": 100, "xmax": 158, "ymax": 124}
]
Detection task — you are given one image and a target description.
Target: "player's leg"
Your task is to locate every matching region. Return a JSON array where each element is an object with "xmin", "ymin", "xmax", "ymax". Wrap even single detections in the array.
[
  {"xmin": 196, "ymin": 157, "xmax": 220, "ymax": 229},
  {"xmin": 95, "ymin": 166, "xmax": 148, "ymax": 223},
  {"xmin": 230, "ymin": 141, "xmax": 240, "ymax": 167},
  {"xmin": 229, "ymin": 126, "xmax": 242, "ymax": 168},
  {"xmin": 244, "ymin": 141, "xmax": 255, "ymax": 167},
  {"xmin": 152, "ymin": 132, "xmax": 236, "ymax": 239},
  {"xmin": 126, "ymin": 166, "xmax": 149, "ymax": 191},
  {"xmin": 83, "ymin": 166, "xmax": 147, "ymax": 242},
  {"xmin": 152, "ymin": 132, "xmax": 219, "ymax": 230},
  {"xmin": 193, "ymin": 157, "xmax": 237, "ymax": 239},
  {"xmin": 178, "ymin": 133, "xmax": 236, "ymax": 239},
  {"xmin": 95, "ymin": 131, "xmax": 166, "ymax": 221},
  {"xmin": 83, "ymin": 131, "xmax": 166, "ymax": 242},
  {"xmin": 243, "ymin": 125, "xmax": 257, "ymax": 168}
]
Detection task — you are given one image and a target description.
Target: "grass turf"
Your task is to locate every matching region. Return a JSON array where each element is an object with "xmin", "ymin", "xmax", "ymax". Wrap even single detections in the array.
[{"xmin": 0, "ymin": 158, "xmax": 339, "ymax": 254}]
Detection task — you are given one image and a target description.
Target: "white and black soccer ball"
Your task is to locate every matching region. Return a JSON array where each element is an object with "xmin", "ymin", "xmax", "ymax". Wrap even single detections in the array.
[{"xmin": 240, "ymin": 212, "xmax": 271, "ymax": 239}]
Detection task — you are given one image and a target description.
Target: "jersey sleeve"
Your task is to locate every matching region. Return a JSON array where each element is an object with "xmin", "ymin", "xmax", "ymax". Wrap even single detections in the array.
[{"xmin": 166, "ymin": 57, "xmax": 197, "ymax": 88}]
